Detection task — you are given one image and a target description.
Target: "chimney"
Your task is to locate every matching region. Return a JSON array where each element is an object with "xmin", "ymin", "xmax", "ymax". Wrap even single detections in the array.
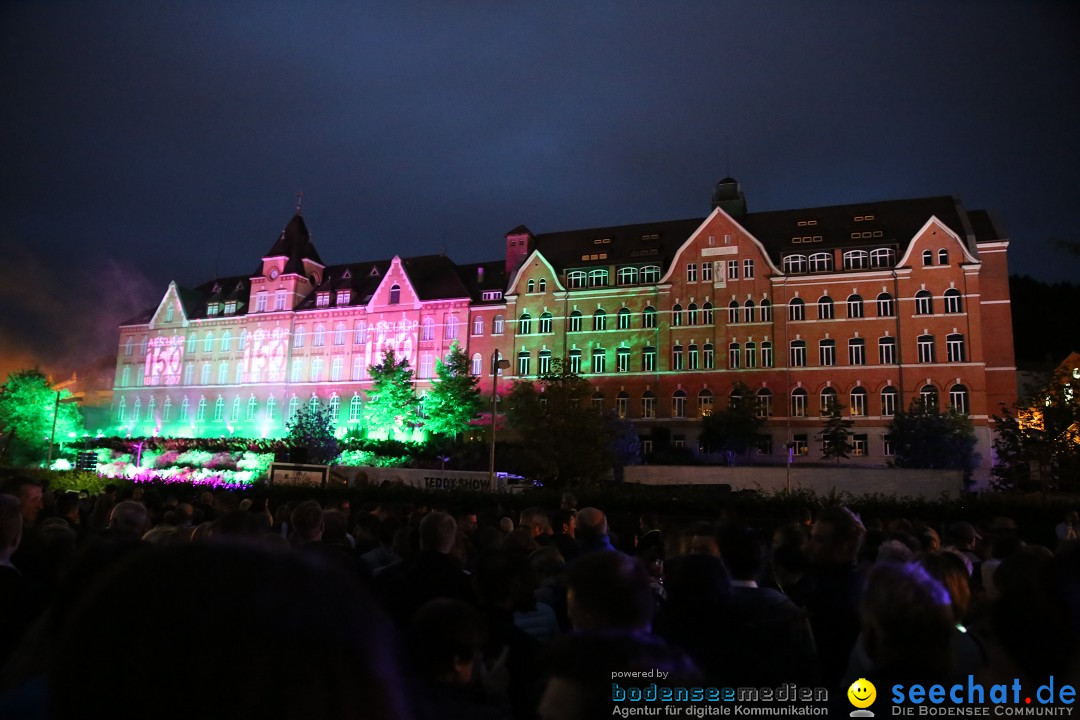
[{"xmin": 477, "ymin": 266, "xmax": 485, "ymax": 282}]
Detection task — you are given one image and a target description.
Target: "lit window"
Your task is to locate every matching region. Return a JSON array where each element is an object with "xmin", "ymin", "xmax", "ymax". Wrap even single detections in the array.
[
  {"xmin": 850, "ymin": 387, "xmax": 867, "ymax": 416},
  {"xmin": 518, "ymin": 313, "xmax": 532, "ymax": 335},
  {"xmin": 819, "ymin": 387, "xmax": 837, "ymax": 416},
  {"xmin": 593, "ymin": 309, "xmax": 606, "ymax": 331},
  {"xmin": 317, "ymin": 293, "xmax": 330, "ymax": 307},
  {"xmin": 790, "ymin": 389, "xmax": 807, "ymax": 417},
  {"xmin": 642, "ymin": 306, "xmax": 657, "ymax": 328},
  {"xmin": 698, "ymin": 389, "xmax": 714, "ymax": 417},
  {"xmin": 539, "ymin": 312, "xmax": 553, "ymax": 333},
  {"xmin": 672, "ymin": 390, "xmax": 687, "ymax": 418},
  {"xmin": 493, "ymin": 315, "xmax": 504, "ymax": 334},
  {"xmin": 389, "ymin": 284, "xmax": 400, "ymax": 304},
  {"xmin": 616, "ymin": 392, "xmax": 630, "ymax": 418},
  {"xmin": 641, "ymin": 392, "xmax": 656, "ymax": 418},
  {"xmin": 591, "ymin": 347, "xmax": 605, "ymax": 373},
  {"xmin": 568, "ymin": 311, "xmax": 582, "ymax": 332},
  {"xmin": 756, "ymin": 389, "xmax": 773, "ymax": 419}
]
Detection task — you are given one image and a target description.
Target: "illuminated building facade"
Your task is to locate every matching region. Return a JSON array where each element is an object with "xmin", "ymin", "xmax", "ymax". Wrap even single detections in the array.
[{"xmin": 112, "ymin": 180, "xmax": 1016, "ymax": 471}]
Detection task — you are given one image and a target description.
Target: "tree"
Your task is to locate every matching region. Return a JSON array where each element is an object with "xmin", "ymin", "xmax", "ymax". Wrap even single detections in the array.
[
  {"xmin": 820, "ymin": 401, "xmax": 854, "ymax": 463},
  {"xmin": 887, "ymin": 397, "xmax": 977, "ymax": 480},
  {"xmin": 699, "ymin": 382, "xmax": 764, "ymax": 465},
  {"xmin": 504, "ymin": 358, "xmax": 634, "ymax": 486},
  {"xmin": 423, "ymin": 342, "xmax": 483, "ymax": 441},
  {"xmin": 992, "ymin": 364, "xmax": 1080, "ymax": 491},
  {"xmin": 363, "ymin": 350, "xmax": 418, "ymax": 441},
  {"xmin": 0, "ymin": 369, "xmax": 85, "ymax": 467},
  {"xmin": 283, "ymin": 399, "xmax": 338, "ymax": 465}
]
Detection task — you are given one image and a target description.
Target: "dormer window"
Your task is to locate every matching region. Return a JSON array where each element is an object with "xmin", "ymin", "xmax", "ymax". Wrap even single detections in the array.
[
  {"xmin": 317, "ymin": 292, "xmax": 330, "ymax": 307},
  {"xmin": 389, "ymin": 284, "xmax": 401, "ymax": 304},
  {"xmin": 337, "ymin": 290, "xmax": 350, "ymax": 305},
  {"xmin": 165, "ymin": 305, "xmax": 174, "ymax": 323},
  {"xmin": 224, "ymin": 301, "xmax": 237, "ymax": 315},
  {"xmin": 481, "ymin": 290, "xmax": 503, "ymax": 301},
  {"xmin": 207, "ymin": 303, "xmax": 220, "ymax": 317}
]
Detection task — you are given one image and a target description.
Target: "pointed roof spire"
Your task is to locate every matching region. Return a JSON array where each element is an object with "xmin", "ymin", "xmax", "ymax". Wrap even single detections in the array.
[{"xmin": 296, "ymin": 190, "xmax": 303, "ymax": 215}]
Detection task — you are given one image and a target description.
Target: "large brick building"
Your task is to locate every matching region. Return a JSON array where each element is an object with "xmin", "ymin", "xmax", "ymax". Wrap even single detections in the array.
[{"xmin": 112, "ymin": 180, "xmax": 1016, "ymax": 472}]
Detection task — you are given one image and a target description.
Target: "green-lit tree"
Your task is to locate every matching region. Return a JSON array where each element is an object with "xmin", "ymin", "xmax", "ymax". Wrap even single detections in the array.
[
  {"xmin": 364, "ymin": 350, "xmax": 418, "ymax": 441},
  {"xmin": 504, "ymin": 358, "xmax": 634, "ymax": 486},
  {"xmin": 423, "ymin": 342, "xmax": 483, "ymax": 442},
  {"xmin": 284, "ymin": 398, "xmax": 338, "ymax": 465},
  {"xmin": 0, "ymin": 369, "xmax": 85, "ymax": 467},
  {"xmin": 699, "ymin": 381, "xmax": 764, "ymax": 465},
  {"xmin": 820, "ymin": 401, "xmax": 855, "ymax": 463},
  {"xmin": 888, "ymin": 397, "xmax": 977, "ymax": 481}
]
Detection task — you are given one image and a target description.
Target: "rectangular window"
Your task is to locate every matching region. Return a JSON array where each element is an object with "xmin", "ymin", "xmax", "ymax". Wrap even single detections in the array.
[
  {"xmin": 702, "ymin": 262, "xmax": 713, "ymax": 282},
  {"xmin": 420, "ymin": 353, "xmax": 434, "ymax": 379},
  {"xmin": 761, "ymin": 342, "xmax": 773, "ymax": 368},
  {"xmin": 745, "ymin": 343, "xmax": 757, "ymax": 368},
  {"xmin": 703, "ymin": 344, "xmax": 715, "ymax": 369},
  {"xmin": 316, "ymin": 293, "xmax": 330, "ymax": 307},
  {"xmin": 686, "ymin": 263, "xmax": 698, "ymax": 282},
  {"xmin": 616, "ymin": 395, "xmax": 629, "ymax": 418},
  {"xmin": 672, "ymin": 434, "xmax": 685, "ymax": 448},
  {"xmin": 881, "ymin": 390, "xmax": 897, "ymax": 417},
  {"xmin": 643, "ymin": 347, "xmax": 656, "ymax": 372},
  {"xmin": 518, "ymin": 353, "xmax": 530, "ymax": 376},
  {"xmin": 851, "ymin": 392, "xmax": 867, "ymax": 416},
  {"xmin": 819, "ymin": 341, "xmax": 835, "ymax": 367},
  {"xmin": 352, "ymin": 357, "xmax": 364, "ymax": 381},
  {"xmin": 568, "ymin": 352, "xmax": 582, "ymax": 374},
  {"xmin": 728, "ymin": 344, "xmax": 740, "ymax": 369},
  {"xmin": 641, "ymin": 396, "xmax": 656, "ymax": 419},
  {"xmin": 792, "ymin": 434, "xmax": 808, "ymax": 455},
  {"xmin": 672, "ymin": 345, "xmax": 683, "ymax": 370},
  {"xmin": 852, "ymin": 434, "xmax": 867, "ymax": 457},
  {"xmin": 849, "ymin": 340, "xmax": 866, "ymax": 366},
  {"xmin": 790, "ymin": 342, "xmax": 806, "ymax": 367},
  {"xmin": 290, "ymin": 360, "xmax": 303, "ymax": 383},
  {"xmin": 310, "ymin": 358, "xmax": 323, "ymax": 382},
  {"xmin": 538, "ymin": 352, "xmax": 551, "ymax": 375},
  {"xmin": 275, "ymin": 291, "xmax": 287, "ymax": 311},
  {"xmin": 743, "ymin": 259, "xmax": 754, "ymax": 278},
  {"xmin": 591, "ymin": 349, "xmax": 605, "ymax": 374},
  {"xmin": 883, "ymin": 434, "xmax": 894, "ymax": 456},
  {"xmin": 616, "ymin": 348, "xmax": 629, "ymax": 372},
  {"xmin": 879, "ymin": 338, "xmax": 896, "ymax": 365},
  {"xmin": 947, "ymin": 335, "xmax": 966, "ymax": 363},
  {"xmin": 728, "ymin": 260, "xmax": 739, "ymax": 280}
]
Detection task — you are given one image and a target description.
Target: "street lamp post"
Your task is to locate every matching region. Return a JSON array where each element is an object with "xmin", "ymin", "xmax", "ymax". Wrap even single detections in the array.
[{"xmin": 488, "ymin": 349, "xmax": 510, "ymax": 489}]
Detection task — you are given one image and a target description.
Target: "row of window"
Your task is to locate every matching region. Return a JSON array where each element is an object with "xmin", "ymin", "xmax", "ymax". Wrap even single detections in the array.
[
  {"xmin": 116, "ymin": 393, "xmax": 368, "ymax": 425},
  {"xmin": 787, "ymin": 334, "xmax": 965, "ymax": 367},
  {"xmin": 787, "ymin": 289, "xmax": 962, "ymax": 321}
]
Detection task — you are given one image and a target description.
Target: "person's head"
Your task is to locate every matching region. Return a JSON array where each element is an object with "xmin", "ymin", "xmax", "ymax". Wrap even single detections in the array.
[
  {"xmin": 575, "ymin": 507, "xmax": 608, "ymax": 543},
  {"xmin": 108, "ymin": 500, "xmax": 149, "ymax": 540},
  {"xmin": 409, "ymin": 599, "xmax": 485, "ymax": 686},
  {"xmin": 49, "ymin": 543, "xmax": 410, "ymax": 720},
  {"xmin": 945, "ymin": 521, "xmax": 979, "ymax": 552},
  {"xmin": 553, "ymin": 508, "xmax": 576, "ymax": 537},
  {"xmin": 454, "ymin": 511, "xmax": 478, "ymax": 536},
  {"xmin": 0, "ymin": 494, "xmax": 23, "ymax": 561},
  {"xmin": 809, "ymin": 506, "xmax": 865, "ymax": 566},
  {"xmin": 717, "ymin": 524, "xmax": 763, "ymax": 581},
  {"xmin": 919, "ymin": 551, "xmax": 972, "ymax": 623},
  {"xmin": 419, "ymin": 511, "xmax": 457, "ymax": 554},
  {"xmin": 321, "ymin": 509, "xmax": 350, "ymax": 546},
  {"xmin": 1, "ymin": 477, "xmax": 43, "ymax": 525},
  {"xmin": 560, "ymin": 492, "xmax": 578, "ymax": 512},
  {"xmin": 860, "ymin": 562, "xmax": 954, "ymax": 676},
  {"xmin": 520, "ymin": 506, "xmax": 552, "ymax": 538},
  {"xmin": 639, "ymin": 513, "xmax": 660, "ymax": 533},
  {"xmin": 683, "ymin": 522, "xmax": 720, "ymax": 557},
  {"xmin": 55, "ymin": 491, "xmax": 81, "ymax": 524},
  {"xmin": 290, "ymin": 500, "xmax": 324, "ymax": 544},
  {"xmin": 567, "ymin": 551, "xmax": 654, "ymax": 632}
]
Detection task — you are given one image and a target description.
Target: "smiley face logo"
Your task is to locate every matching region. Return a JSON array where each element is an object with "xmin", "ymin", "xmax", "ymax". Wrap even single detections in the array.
[{"xmin": 847, "ymin": 678, "xmax": 877, "ymax": 709}]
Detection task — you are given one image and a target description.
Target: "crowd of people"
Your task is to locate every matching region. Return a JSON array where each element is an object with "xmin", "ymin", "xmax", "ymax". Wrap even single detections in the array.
[{"xmin": 0, "ymin": 472, "xmax": 1078, "ymax": 719}]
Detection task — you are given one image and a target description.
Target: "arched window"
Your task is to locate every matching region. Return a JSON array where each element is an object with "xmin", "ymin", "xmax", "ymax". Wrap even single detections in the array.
[
  {"xmin": 588, "ymin": 269, "xmax": 609, "ymax": 287},
  {"xmin": 527, "ymin": 279, "xmax": 535, "ymax": 293},
  {"xmin": 266, "ymin": 396, "xmax": 277, "ymax": 421},
  {"xmin": 703, "ymin": 343, "xmax": 715, "ymax": 369},
  {"xmin": 698, "ymin": 389, "xmax": 714, "ymax": 417},
  {"xmin": 850, "ymin": 387, "xmax": 868, "ymax": 416},
  {"xmin": 593, "ymin": 309, "xmax": 606, "ymax": 331},
  {"xmin": 567, "ymin": 270, "xmax": 587, "ymax": 289},
  {"xmin": 421, "ymin": 317, "xmax": 435, "ymax": 341},
  {"xmin": 790, "ymin": 388, "xmax": 808, "ymax": 417},
  {"xmin": 876, "ymin": 293, "xmax": 895, "ymax": 317},
  {"xmin": 389, "ymin": 284, "xmax": 401, "ymax": 304},
  {"xmin": 914, "ymin": 290, "xmax": 933, "ymax": 315},
  {"xmin": 617, "ymin": 308, "xmax": 630, "ymax": 330},
  {"xmin": 204, "ymin": 331, "xmax": 214, "ymax": 353},
  {"xmin": 287, "ymin": 396, "xmax": 299, "ymax": 421},
  {"xmin": 568, "ymin": 311, "xmax": 582, "ymax": 332},
  {"xmin": 186, "ymin": 333, "xmax": 198, "ymax": 354},
  {"xmin": 132, "ymin": 398, "xmax": 141, "ymax": 423},
  {"xmin": 313, "ymin": 324, "xmax": 325, "ymax": 347},
  {"xmin": 817, "ymin": 296, "xmax": 834, "ymax": 320},
  {"xmin": 938, "ymin": 249, "xmax": 949, "ymax": 265},
  {"xmin": 294, "ymin": 326, "xmax": 305, "ymax": 348},
  {"xmin": 688, "ymin": 344, "xmax": 699, "ymax": 370},
  {"xmin": 568, "ymin": 349, "xmax": 582, "ymax": 374},
  {"xmin": 616, "ymin": 391, "xmax": 630, "ymax": 419},
  {"xmin": 756, "ymin": 388, "xmax": 773, "ymax": 418},
  {"xmin": 818, "ymin": 339, "xmax": 836, "ymax": 366},
  {"xmin": 920, "ymin": 384, "xmax": 939, "ymax": 408},
  {"xmin": 949, "ymin": 384, "xmax": 969, "ymax": 414},
  {"xmin": 538, "ymin": 279, "xmax": 546, "ymax": 292},
  {"xmin": 518, "ymin": 313, "xmax": 532, "ymax": 335},
  {"xmin": 221, "ymin": 331, "xmax": 232, "ymax": 352},
  {"xmin": 843, "ymin": 250, "xmax": 869, "ymax": 270},
  {"xmin": 641, "ymin": 391, "xmax": 656, "ymax": 418},
  {"xmin": 671, "ymin": 390, "xmax": 687, "ymax": 418},
  {"xmin": 880, "ymin": 386, "xmax": 898, "ymax": 416},
  {"xmin": 239, "ymin": 329, "xmax": 248, "ymax": 351},
  {"xmin": 687, "ymin": 303, "xmax": 699, "ymax": 325},
  {"xmin": 180, "ymin": 397, "xmax": 190, "ymax": 422},
  {"xmin": 247, "ymin": 396, "xmax": 258, "ymax": 421},
  {"xmin": 922, "ymin": 250, "xmax": 933, "ymax": 266},
  {"xmin": 641, "ymin": 265, "xmax": 661, "ymax": 283},
  {"xmin": 944, "ymin": 288, "xmax": 962, "ymax": 314},
  {"xmin": 728, "ymin": 342, "xmax": 741, "ymax": 369},
  {"xmin": 744, "ymin": 300, "xmax": 755, "ymax": 323},
  {"xmin": 117, "ymin": 397, "xmax": 127, "ymax": 422},
  {"xmin": 788, "ymin": 298, "xmax": 805, "ymax": 321},
  {"xmin": 809, "ymin": 252, "xmax": 833, "ymax": 272},
  {"xmin": 870, "ymin": 248, "xmax": 895, "ymax": 268},
  {"xmin": 702, "ymin": 302, "xmax": 714, "ymax": 324},
  {"xmin": 672, "ymin": 304, "xmax": 684, "ymax": 327},
  {"xmin": 445, "ymin": 316, "xmax": 458, "ymax": 339},
  {"xmin": 214, "ymin": 397, "xmax": 225, "ymax": 421},
  {"xmin": 231, "ymin": 396, "xmax": 241, "ymax": 422},
  {"xmin": 539, "ymin": 312, "xmax": 553, "ymax": 333},
  {"xmin": 642, "ymin": 306, "xmax": 657, "ymax": 329},
  {"xmin": 349, "ymin": 395, "xmax": 363, "ymax": 421},
  {"xmin": 819, "ymin": 387, "xmax": 837, "ymax": 416},
  {"xmin": 473, "ymin": 316, "xmax": 484, "ymax": 335},
  {"xmin": 493, "ymin": 315, "xmax": 504, "ymax": 334},
  {"xmin": 847, "ymin": 294, "xmax": 863, "ymax": 318},
  {"xmin": 728, "ymin": 300, "xmax": 739, "ymax": 324},
  {"xmin": 591, "ymin": 391, "xmax": 605, "ymax": 411},
  {"xmin": 334, "ymin": 322, "xmax": 346, "ymax": 345},
  {"xmin": 783, "ymin": 255, "xmax": 807, "ymax": 274},
  {"xmin": 471, "ymin": 353, "xmax": 482, "ymax": 376},
  {"xmin": 760, "ymin": 299, "xmax": 772, "ymax": 322},
  {"xmin": 618, "ymin": 267, "xmax": 638, "ymax": 285}
]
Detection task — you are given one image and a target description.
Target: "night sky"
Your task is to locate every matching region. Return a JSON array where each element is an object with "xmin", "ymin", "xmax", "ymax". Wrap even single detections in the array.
[{"xmin": 2, "ymin": 1, "xmax": 1077, "ymax": 381}]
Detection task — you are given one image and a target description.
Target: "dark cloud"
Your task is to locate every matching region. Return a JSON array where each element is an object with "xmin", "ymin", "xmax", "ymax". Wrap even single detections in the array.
[{"xmin": 2, "ymin": 1, "xmax": 1078, "ymax": 374}]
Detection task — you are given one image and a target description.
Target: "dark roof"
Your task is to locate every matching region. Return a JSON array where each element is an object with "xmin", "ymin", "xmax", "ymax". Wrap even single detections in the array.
[
  {"xmin": 456, "ymin": 260, "xmax": 509, "ymax": 302},
  {"xmin": 739, "ymin": 195, "xmax": 980, "ymax": 264},
  {"xmin": 401, "ymin": 254, "xmax": 472, "ymax": 301},
  {"xmin": 121, "ymin": 276, "xmax": 250, "ymax": 327},
  {"xmin": 966, "ymin": 210, "xmax": 1005, "ymax": 244},
  {"xmin": 261, "ymin": 213, "xmax": 324, "ymax": 275},
  {"xmin": 293, "ymin": 254, "xmax": 472, "ymax": 311},
  {"xmin": 531, "ymin": 217, "xmax": 706, "ymax": 272}
]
